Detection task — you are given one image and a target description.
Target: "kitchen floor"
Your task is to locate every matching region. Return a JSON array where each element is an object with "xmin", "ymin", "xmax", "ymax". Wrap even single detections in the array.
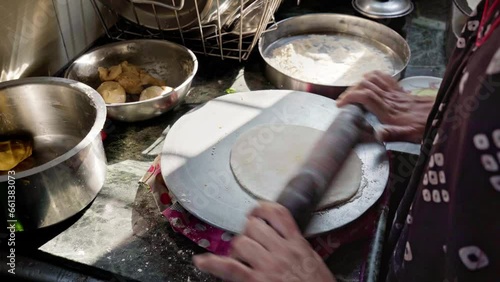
[{"xmin": 29, "ymin": 1, "xmax": 453, "ymax": 282}]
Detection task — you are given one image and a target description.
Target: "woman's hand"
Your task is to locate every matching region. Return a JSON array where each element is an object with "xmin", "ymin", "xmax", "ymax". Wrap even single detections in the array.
[
  {"xmin": 337, "ymin": 71, "xmax": 436, "ymax": 143},
  {"xmin": 193, "ymin": 202, "xmax": 336, "ymax": 282}
]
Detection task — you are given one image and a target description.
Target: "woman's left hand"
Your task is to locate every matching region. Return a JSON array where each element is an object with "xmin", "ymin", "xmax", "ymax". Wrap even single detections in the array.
[{"xmin": 193, "ymin": 202, "xmax": 336, "ymax": 282}]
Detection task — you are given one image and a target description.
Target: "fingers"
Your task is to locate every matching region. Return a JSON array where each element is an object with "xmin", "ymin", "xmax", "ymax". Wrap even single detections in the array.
[
  {"xmin": 230, "ymin": 235, "xmax": 270, "ymax": 269},
  {"xmin": 336, "ymin": 88, "xmax": 387, "ymax": 116},
  {"xmin": 249, "ymin": 202, "xmax": 301, "ymax": 239},
  {"xmin": 376, "ymin": 125, "xmax": 420, "ymax": 143},
  {"xmin": 337, "ymin": 70, "xmax": 401, "ymax": 108},
  {"xmin": 193, "ymin": 253, "xmax": 253, "ymax": 281},
  {"xmin": 243, "ymin": 216, "xmax": 286, "ymax": 252},
  {"xmin": 363, "ymin": 71, "xmax": 401, "ymax": 91},
  {"xmin": 358, "ymin": 80, "xmax": 385, "ymax": 95}
]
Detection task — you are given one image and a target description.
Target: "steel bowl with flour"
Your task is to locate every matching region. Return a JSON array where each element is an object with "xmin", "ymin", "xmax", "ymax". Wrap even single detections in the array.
[
  {"xmin": 0, "ymin": 77, "xmax": 107, "ymax": 232},
  {"xmin": 65, "ymin": 40, "xmax": 198, "ymax": 122},
  {"xmin": 259, "ymin": 14, "xmax": 410, "ymax": 98}
]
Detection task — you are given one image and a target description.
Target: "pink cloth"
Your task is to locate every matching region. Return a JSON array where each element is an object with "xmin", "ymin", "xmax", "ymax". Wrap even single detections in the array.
[{"xmin": 140, "ymin": 155, "xmax": 384, "ymax": 259}]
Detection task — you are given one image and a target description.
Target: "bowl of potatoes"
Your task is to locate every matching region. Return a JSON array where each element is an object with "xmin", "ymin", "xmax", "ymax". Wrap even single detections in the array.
[{"xmin": 65, "ymin": 39, "xmax": 198, "ymax": 122}]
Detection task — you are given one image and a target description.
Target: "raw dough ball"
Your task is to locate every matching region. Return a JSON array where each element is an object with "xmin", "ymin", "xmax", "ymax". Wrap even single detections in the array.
[
  {"xmin": 230, "ymin": 124, "xmax": 363, "ymax": 211},
  {"xmin": 140, "ymin": 86, "xmax": 173, "ymax": 101},
  {"xmin": 97, "ymin": 81, "xmax": 126, "ymax": 104}
]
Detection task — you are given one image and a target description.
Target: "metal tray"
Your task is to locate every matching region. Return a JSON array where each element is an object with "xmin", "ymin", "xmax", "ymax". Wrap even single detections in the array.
[{"xmin": 161, "ymin": 90, "xmax": 389, "ymax": 237}]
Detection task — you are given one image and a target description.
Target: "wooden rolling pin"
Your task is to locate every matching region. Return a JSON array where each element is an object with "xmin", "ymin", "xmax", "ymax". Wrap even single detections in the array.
[{"xmin": 276, "ymin": 104, "xmax": 366, "ymax": 232}]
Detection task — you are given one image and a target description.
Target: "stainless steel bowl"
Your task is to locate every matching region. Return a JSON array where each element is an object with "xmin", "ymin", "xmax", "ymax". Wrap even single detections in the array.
[
  {"xmin": 0, "ymin": 77, "xmax": 107, "ymax": 231},
  {"xmin": 65, "ymin": 40, "xmax": 198, "ymax": 122},
  {"xmin": 258, "ymin": 14, "xmax": 411, "ymax": 99}
]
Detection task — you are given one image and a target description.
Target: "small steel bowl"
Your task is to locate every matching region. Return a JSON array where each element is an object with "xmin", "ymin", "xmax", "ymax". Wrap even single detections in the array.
[
  {"xmin": 0, "ymin": 77, "xmax": 107, "ymax": 231},
  {"xmin": 65, "ymin": 39, "xmax": 198, "ymax": 122}
]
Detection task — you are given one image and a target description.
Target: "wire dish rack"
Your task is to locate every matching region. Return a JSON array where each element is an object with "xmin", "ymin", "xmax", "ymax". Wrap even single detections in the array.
[{"xmin": 90, "ymin": 0, "xmax": 283, "ymax": 61}]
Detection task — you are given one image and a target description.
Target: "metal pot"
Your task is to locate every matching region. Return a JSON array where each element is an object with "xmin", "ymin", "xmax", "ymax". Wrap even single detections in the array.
[
  {"xmin": 352, "ymin": 0, "xmax": 414, "ymax": 19},
  {"xmin": 65, "ymin": 40, "xmax": 198, "ymax": 122},
  {"xmin": 258, "ymin": 14, "xmax": 411, "ymax": 99},
  {"xmin": 0, "ymin": 77, "xmax": 107, "ymax": 231}
]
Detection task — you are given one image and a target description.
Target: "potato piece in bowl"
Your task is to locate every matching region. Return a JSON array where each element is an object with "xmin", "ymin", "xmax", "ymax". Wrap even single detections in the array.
[
  {"xmin": 140, "ymin": 86, "xmax": 173, "ymax": 101},
  {"xmin": 97, "ymin": 81, "xmax": 126, "ymax": 104}
]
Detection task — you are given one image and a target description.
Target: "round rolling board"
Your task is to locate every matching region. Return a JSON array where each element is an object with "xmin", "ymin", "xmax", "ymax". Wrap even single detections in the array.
[{"xmin": 161, "ymin": 90, "xmax": 389, "ymax": 237}]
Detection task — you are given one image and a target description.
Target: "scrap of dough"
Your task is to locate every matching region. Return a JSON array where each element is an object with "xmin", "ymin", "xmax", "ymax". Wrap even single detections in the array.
[
  {"xmin": 120, "ymin": 62, "xmax": 165, "ymax": 86},
  {"xmin": 140, "ymin": 86, "xmax": 173, "ymax": 101},
  {"xmin": 97, "ymin": 81, "xmax": 126, "ymax": 104},
  {"xmin": 140, "ymin": 70, "xmax": 166, "ymax": 87},
  {"xmin": 116, "ymin": 71, "xmax": 143, "ymax": 94},
  {"xmin": 230, "ymin": 124, "xmax": 363, "ymax": 211},
  {"xmin": 98, "ymin": 65, "xmax": 122, "ymax": 81},
  {"xmin": 120, "ymin": 61, "xmax": 140, "ymax": 75}
]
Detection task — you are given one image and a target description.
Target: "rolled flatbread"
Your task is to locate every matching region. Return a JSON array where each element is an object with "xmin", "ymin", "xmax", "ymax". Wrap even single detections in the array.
[{"xmin": 230, "ymin": 124, "xmax": 363, "ymax": 211}]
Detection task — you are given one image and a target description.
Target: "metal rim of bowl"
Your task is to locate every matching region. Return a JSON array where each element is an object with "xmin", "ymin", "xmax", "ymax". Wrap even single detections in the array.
[
  {"xmin": 453, "ymin": 0, "xmax": 474, "ymax": 16},
  {"xmin": 0, "ymin": 77, "xmax": 107, "ymax": 181},
  {"xmin": 64, "ymin": 39, "xmax": 198, "ymax": 108},
  {"xmin": 258, "ymin": 13, "xmax": 411, "ymax": 88},
  {"xmin": 351, "ymin": 0, "xmax": 414, "ymax": 19}
]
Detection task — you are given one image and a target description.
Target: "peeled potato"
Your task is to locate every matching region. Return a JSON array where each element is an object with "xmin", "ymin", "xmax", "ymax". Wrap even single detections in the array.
[
  {"xmin": 0, "ymin": 139, "xmax": 33, "ymax": 171},
  {"xmin": 140, "ymin": 86, "xmax": 173, "ymax": 101},
  {"xmin": 97, "ymin": 81, "xmax": 126, "ymax": 104}
]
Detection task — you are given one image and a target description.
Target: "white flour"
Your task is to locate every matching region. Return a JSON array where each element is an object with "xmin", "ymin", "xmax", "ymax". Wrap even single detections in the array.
[{"xmin": 266, "ymin": 34, "xmax": 395, "ymax": 85}]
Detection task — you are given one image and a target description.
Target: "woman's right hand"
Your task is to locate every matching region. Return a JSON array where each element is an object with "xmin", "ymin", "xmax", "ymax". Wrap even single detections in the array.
[{"xmin": 336, "ymin": 71, "xmax": 436, "ymax": 143}]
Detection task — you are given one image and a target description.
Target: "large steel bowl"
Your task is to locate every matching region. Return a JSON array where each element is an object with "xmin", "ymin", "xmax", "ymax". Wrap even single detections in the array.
[
  {"xmin": 0, "ymin": 77, "xmax": 107, "ymax": 231},
  {"xmin": 65, "ymin": 40, "xmax": 198, "ymax": 122},
  {"xmin": 258, "ymin": 14, "xmax": 411, "ymax": 99}
]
